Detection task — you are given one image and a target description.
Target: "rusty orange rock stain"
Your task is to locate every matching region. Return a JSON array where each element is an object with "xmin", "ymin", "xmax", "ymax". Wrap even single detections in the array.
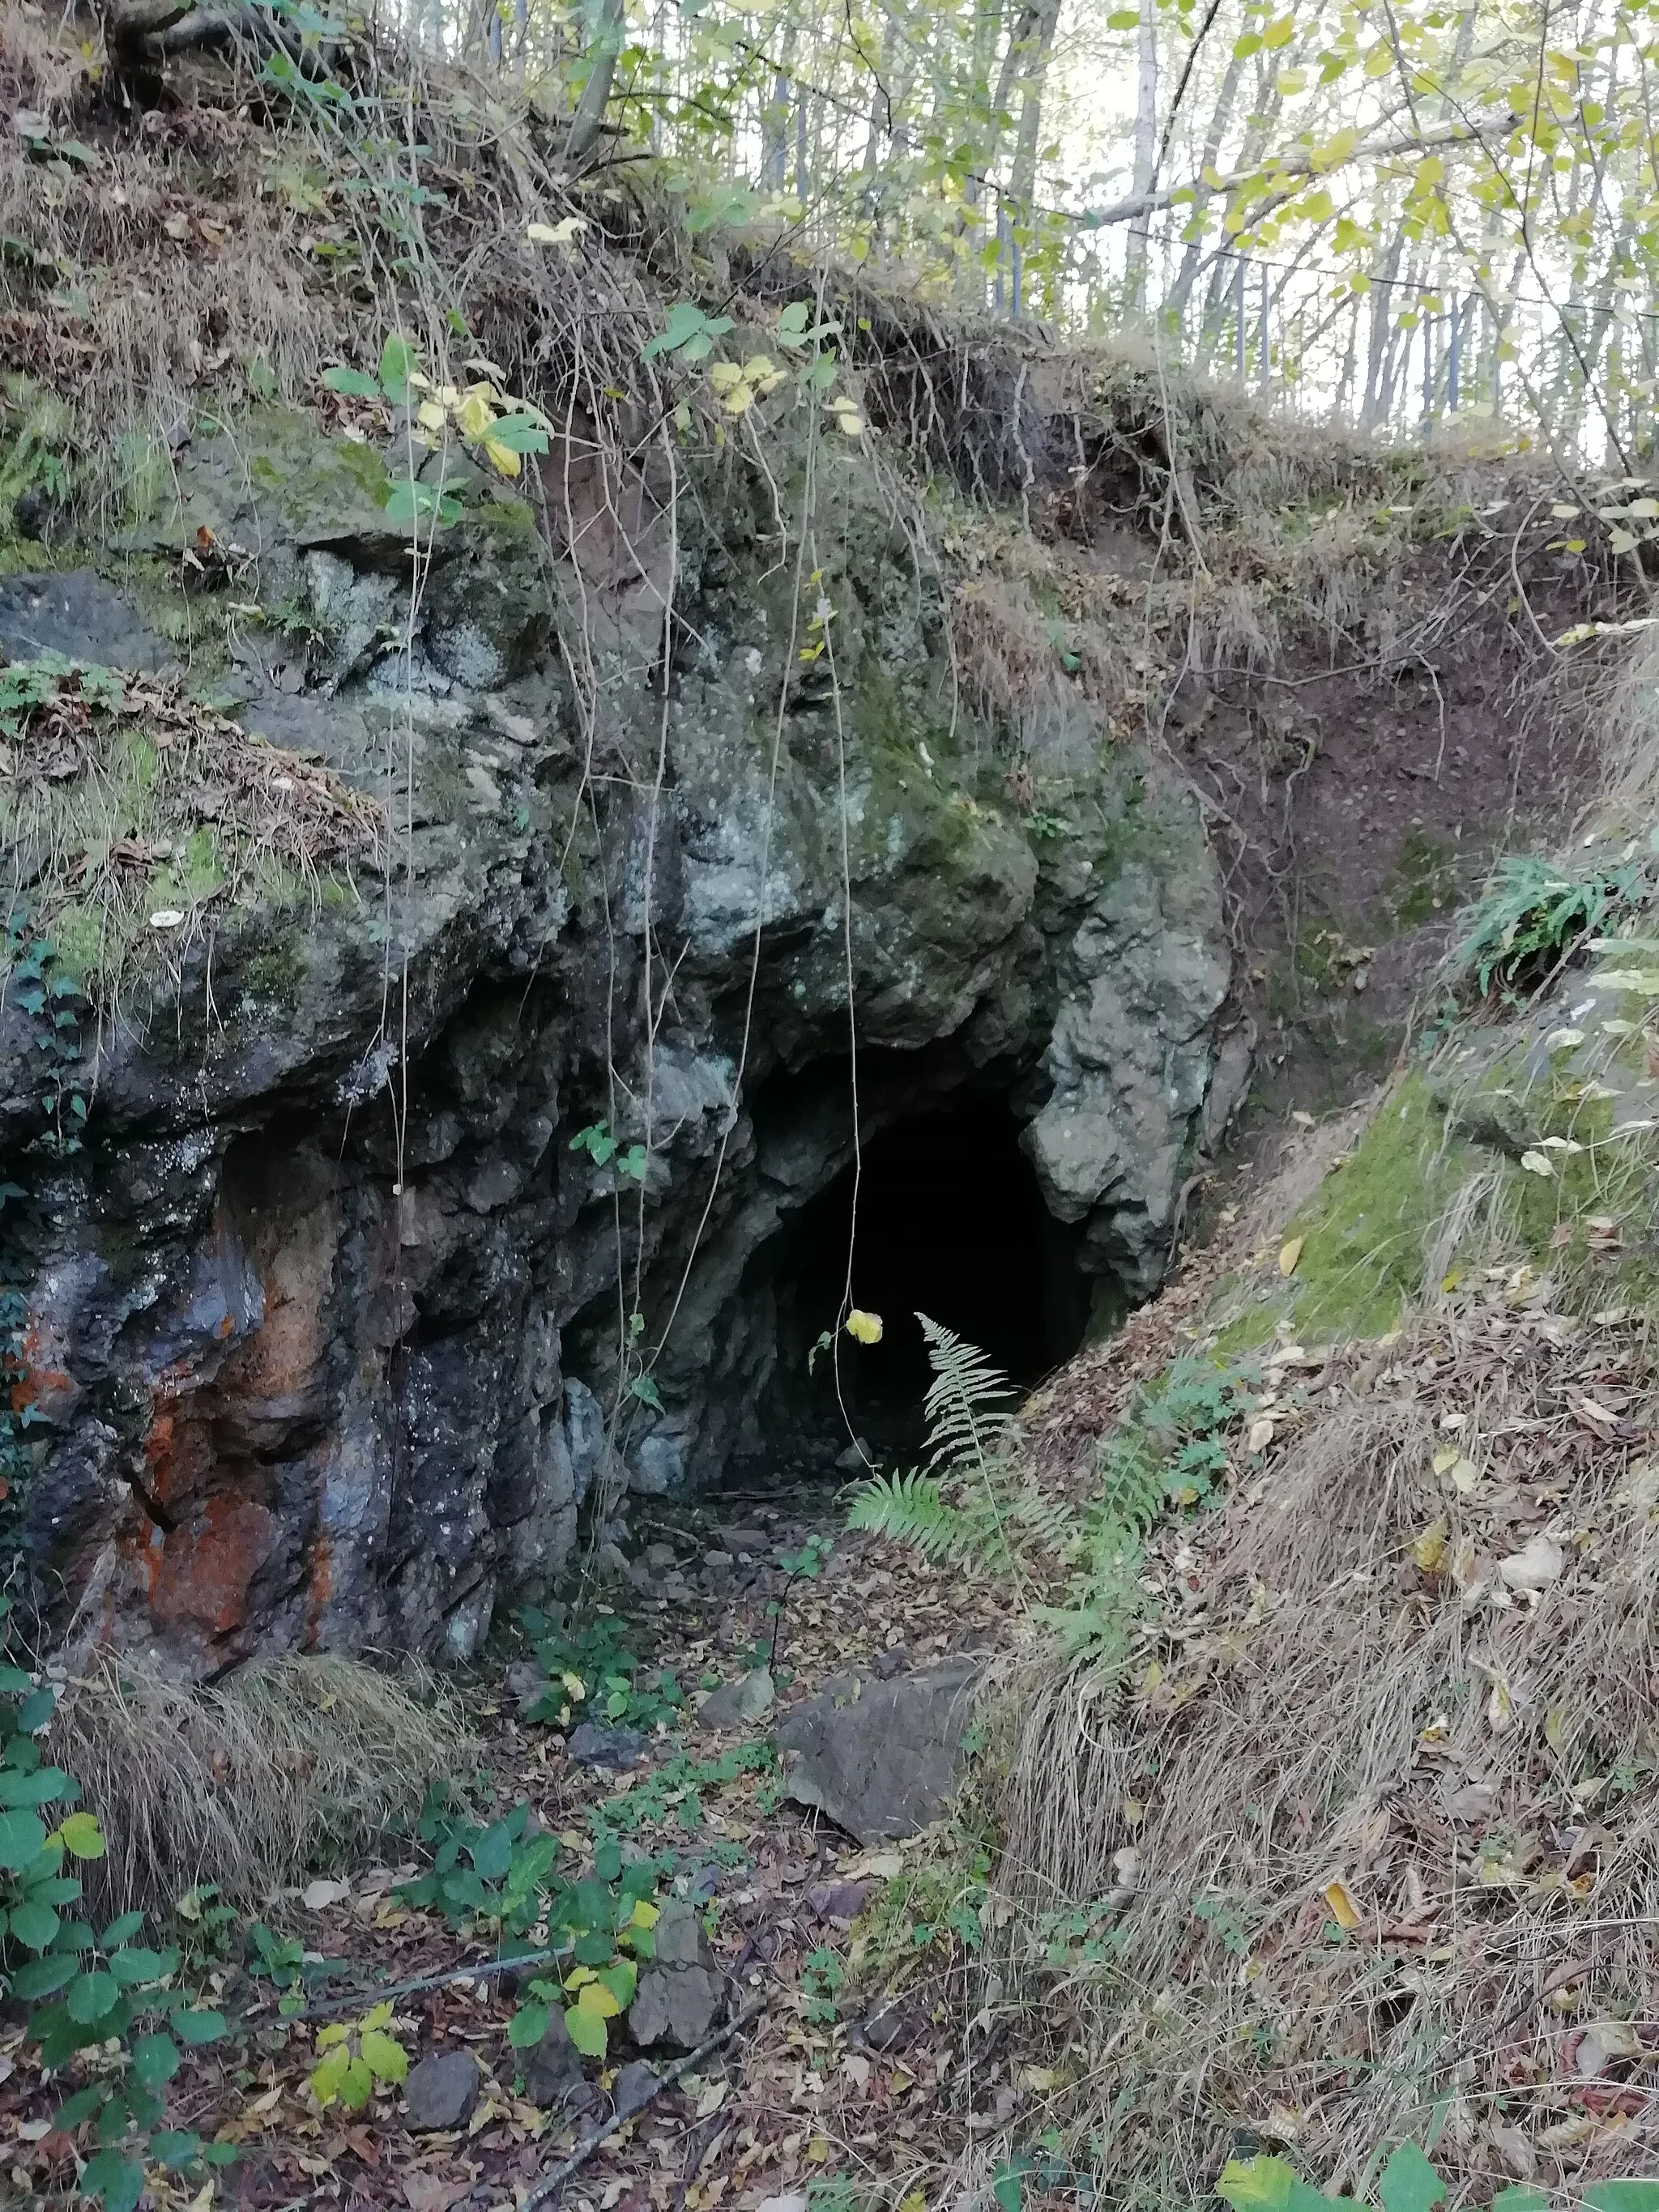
[{"xmin": 305, "ymin": 1534, "xmax": 332, "ymax": 1647}]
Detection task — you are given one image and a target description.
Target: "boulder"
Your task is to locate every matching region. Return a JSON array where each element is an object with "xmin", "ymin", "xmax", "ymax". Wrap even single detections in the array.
[
  {"xmin": 403, "ymin": 2048, "xmax": 479, "ymax": 2133},
  {"xmin": 567, "ymin": 1720, "xmax": 645, "ymax": 1769},
  {"xmin": 629, "ymin": 1899, "xmax": 724, "ymax": 2049},
  {"xmin": 776, "ymin": 1657, "xmax": 983, "ymax": 1843},
  {"xmin": 522, "ymin": 2007, "xmax": 588, "ymax": 2111},
  {"xmin": 696, "ymin": 1668, "xmax": 775, "ymax": 1731}
]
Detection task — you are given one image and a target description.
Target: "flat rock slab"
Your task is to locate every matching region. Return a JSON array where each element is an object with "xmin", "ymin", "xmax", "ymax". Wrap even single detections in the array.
[
  {"xmin": 776, "ymin": 1656, "xmax": 983, "ymax": 1843},
  {"xmin": 0, "ymin": 572, "xmax": 169, "ymax": 670},
  {"xmin": 629, "ymin": 1899, "xmax": 723, "ymax": 2050}
]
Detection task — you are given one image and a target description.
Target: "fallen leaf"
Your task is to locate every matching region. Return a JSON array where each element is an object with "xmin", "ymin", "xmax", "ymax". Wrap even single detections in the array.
[
  {"xmin": 1412, "ymin": 1519, "xmax": 1448, "ymax": 1572},
  {"xmin": 303, "ymin": 1877, "xmax": 352, "ymax": 1911},
  {"xmin": 1499, "ymin": 1533, "xmax": 1564, "ymax": 1591},
  {"xmin": 1247, "ymin": 1416, "xmax": 1275, "ymax": 1452},
  {"xmin": 1323, "ymin": 1877, "xmax": 1363, "ymax": 1931},
  {"xmin": 1520, "ymin": 1149, "xmax": 1555, "ymax": 1176},
  {"xmin": 403, "ymin": 2179, "xmax": 469, "ymax": 2212},
  {"xmin": 1278, "ymin": 1237, "xmax": 1304, "ymax": 1277}
]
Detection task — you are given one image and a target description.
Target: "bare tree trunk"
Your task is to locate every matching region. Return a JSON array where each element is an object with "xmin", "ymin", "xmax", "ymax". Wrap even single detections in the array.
[
  {"xmin": 564, "ymin": 0, "xmax": 626, "ymax": 164},
  {"xmin": 1127, "ymin": 2, "xmax": 1158, "ymax": 311}
]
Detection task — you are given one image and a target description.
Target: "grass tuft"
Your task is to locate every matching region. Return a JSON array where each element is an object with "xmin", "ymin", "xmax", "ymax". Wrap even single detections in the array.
[{"xmin": 47, "ymin": 1652, "xmax": 479, "ymax": 1914}]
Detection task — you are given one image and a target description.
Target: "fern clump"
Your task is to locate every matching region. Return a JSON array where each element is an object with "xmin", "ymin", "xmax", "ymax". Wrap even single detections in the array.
[{"xmin": 845, "ymin": 1328, "xmax": 1261, "ymax": 1677}]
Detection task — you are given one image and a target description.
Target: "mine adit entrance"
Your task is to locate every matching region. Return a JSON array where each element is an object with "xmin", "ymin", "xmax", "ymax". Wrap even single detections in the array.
[{"xmin": 743, "ymin": 1079, "xmax": 1091, "ymax": 1466}]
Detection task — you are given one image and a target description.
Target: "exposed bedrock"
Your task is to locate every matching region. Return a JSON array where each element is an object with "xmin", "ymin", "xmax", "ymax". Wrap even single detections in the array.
[{"xmin": 1, "ymin": 411, "xmax": 1245, "ymax": 1668}]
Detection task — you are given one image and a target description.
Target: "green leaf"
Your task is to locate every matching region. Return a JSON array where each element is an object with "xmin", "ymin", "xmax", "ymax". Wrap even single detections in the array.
[
  {"xmin": 1492, "ymin": 2194, "xmax": 1549, "ymax": 2212},
  {"xmin": 108, "ymin": 1946, "xmax": 166, "ymax": 1985},
  {"xmin": 150, "ymin": 2130, "xmax": 203, "ymax": 2169},
  {"xmin": 0, "ymin": 1764, "xmax": 72, "ymax": 1808},
  {"xmin": 1584, "ymin": 2190, "xmax": 1659, "ymax": 2212},
  {"xmin": 1380, "ymin": 2145, "xmax": 1444, "ymax": 2212},
  {"xmin": 1218, "ymin": 2159, "xmax": 1313, "ymax": 2212},
  {"xmin": 100, "ymin": 1911, "xmax": 144, "ymax": 1947},
  {"xmin": 78, "ymin": 2150, "xmax": 143, "ymax": 2212},
  {"xmin": 483, "ymin": 411, "xmax": 549, "ymax": 455},
  {"xmin": 17, "ymin": 1686, "xmax": 56, "ymax": 1732},
  {"xmin": 509, "ymin": 2000, "xmax": 550, "ymax": 2047},
  {"xmin": 172, "ymin": 2006, "xmax": 228, "ymax": 2044},
  {"xmin": 55, "ymin": 1809, "xmax": 104, "ymax": 1858},
  {"xmin": 9, "ymin": 1895, "xmax": 59, "ymax": 1949},
  {"xmin": 52, "ymin": 2079, "xmax": 110, "ymax": 2128},
  {"xmin": 0, "ymin": 1807, "xmax": 46, "ymax": 1869},
  {"xmin": 471, "ymin": 1820, "xmax": 515, "ymax": 1881},
  {"xmin": 565, "ymin": 1997, "xmax": 608, "ymax": 2056},
  {"xmin": 322, "ymin": 364, "xmax": 382, "ymax": 399},
  {"xmin": 597, "ymin": 1958, "xmax": 637, "ymax": 2010},
  {"xmin": 10, "ymin": 1951, "xmax": 78, "ymax": 1999},
  {"xmin": 67, "ymin": 1967, "xmax": 120, "ymax": 2022},
  {"xmin": 377, "ymin": 331, "xmax": 418, "ymax": 403},
  {"xmin": 130, "ymin": 2031, "xmax": 181, "ymax": 2087},
  {"xmin": 360, "ymin": 2027, "xmax": 407, "ymax": 2083},
  {"xmin": 595, "ymin": 1839, "xmax": 622, "ymax": 1882}
]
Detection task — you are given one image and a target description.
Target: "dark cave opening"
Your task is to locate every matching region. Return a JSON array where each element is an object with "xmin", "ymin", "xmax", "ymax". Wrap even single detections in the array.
[{"xmin": 753, "ymin": 1092, "xmax": 1090, "ymax": 1464}]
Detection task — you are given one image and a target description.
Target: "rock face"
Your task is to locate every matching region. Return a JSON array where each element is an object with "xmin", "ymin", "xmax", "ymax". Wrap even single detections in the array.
[
  {"xmin": 1, "ymin": 407, "xmax": 1243, "ymax": 1669},
  {"xmin": 776, "ymin": 1657, "xmax": 983, "ymax": 1842}
]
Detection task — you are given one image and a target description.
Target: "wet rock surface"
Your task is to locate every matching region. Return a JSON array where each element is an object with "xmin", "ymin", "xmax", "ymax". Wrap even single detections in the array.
[{"xmin": 2, "ymin": 409, "xmax": 1241, "ymax": 1670}]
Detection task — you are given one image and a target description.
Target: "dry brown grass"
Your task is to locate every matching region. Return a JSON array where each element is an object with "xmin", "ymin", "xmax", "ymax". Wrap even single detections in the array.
[
  {"xmin": 48, "ymin": 1652, "xmax": 478, "ymax": 1913},
  {"xmin": 992, "ymin": 1294, "xmax": 1659, "ymax": 2201}
]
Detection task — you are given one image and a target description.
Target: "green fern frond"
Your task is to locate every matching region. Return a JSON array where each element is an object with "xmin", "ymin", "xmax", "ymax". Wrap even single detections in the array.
[
  {"xmin": 916, "ymin": 1313, "xmax": 1015, "ymax": 1477},
  {"xmin": 843, "ymin": 1470, "xmax": 1012, "ymax": 1569},
  {"xmin": 1093, "ymin": 1427, "xmax": 1166, "ymax": 1534}
]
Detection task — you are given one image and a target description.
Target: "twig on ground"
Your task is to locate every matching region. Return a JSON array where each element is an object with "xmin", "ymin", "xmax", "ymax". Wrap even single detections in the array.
[
  {"xmin": 520, "ymin": 1993, "xmax": 769, "ymax": 2212},
  {"xmin": 296, "ymin": 1940, "xmax": 574, "ymax": 2021}
]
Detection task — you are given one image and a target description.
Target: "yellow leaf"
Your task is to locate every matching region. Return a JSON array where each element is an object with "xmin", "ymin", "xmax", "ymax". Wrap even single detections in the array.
[
  {"xmin": 1545, "ymin": 1706, "xmax": 1568, "ymax": 1751},
  {"xmin": 709, "ymin": 362, "xmax": 744, "ymax": 391},
  {"xmin": 805, "ymin": 2138, "xmax": 831, "ymax": 2164},
  {"xmin": 484, "ymin": 438, "xmax": 522, "ymax": 477},
  {"xmin": 1141, "ymin": 1660, "xmax": 1163, "ymax": 1695},
  {"xmin": 845, "ymin": 1309, "xmax": 883, "ymax": 1345},
  {"xmin": 1323, "ymin": 1878, "xmax": 1363, "ymax": 1931},
  {"xmin": 722, "ymin": 386, "xmax": 753, "ymax": 418},
  {"xmin": 562, "ymin": 1673, "xmax": 586, "ymax": 1701},
  {"xmin": 578, "ymin": 1979, "xmax": 621, "ymax": 2018},
  {"xmin": 742, "ymin": 354, "xmax": 778, "ymax": 383},
  {"xmin": 416, "ymin": 399, "xmax": 447, "ymax": 433},
  {"xmin": 1412, "ymin": 1518, "xmax": 1448, "ymax": 1571},
  {"xmin": 456, "ymin": 390, "xmax": 496, "ymax": 441},
  {"xmin": 629, "ymin": 1898, "xmax": 660, "ymax": 1929},
  {"xmin": 834, "ymin": 412, "xmax": 866, "ymax": 437},
  {"xmin": 1278, "ymin": 1237, "xmax": 1304, "ymax": 1276},
  {"xmin": 526, "ymin": 215, "xmax": 586, "ymax": 246}
]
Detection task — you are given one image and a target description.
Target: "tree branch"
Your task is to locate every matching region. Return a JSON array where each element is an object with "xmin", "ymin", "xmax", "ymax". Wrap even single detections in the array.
[{"xmin": 1073, "ymin": 108, "xmax": 1520, "ymax": 229}]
